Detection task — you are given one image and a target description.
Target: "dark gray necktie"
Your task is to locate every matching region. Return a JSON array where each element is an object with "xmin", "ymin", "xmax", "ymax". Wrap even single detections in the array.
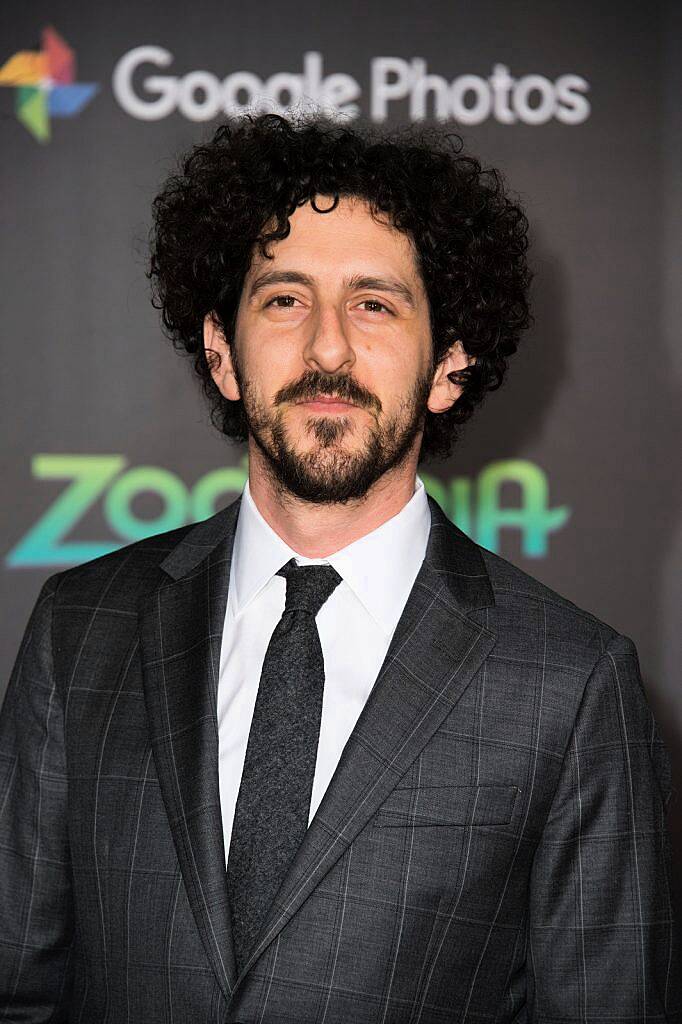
[{"xmin": 226, "ymin": 556, "xmax": 342, "ymax": 976}]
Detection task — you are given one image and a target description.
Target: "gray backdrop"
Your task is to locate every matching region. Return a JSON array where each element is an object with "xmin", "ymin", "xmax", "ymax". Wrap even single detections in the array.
[{"xmin": 2, "ymin": 0, "xmax": 681, "ymax": 912}]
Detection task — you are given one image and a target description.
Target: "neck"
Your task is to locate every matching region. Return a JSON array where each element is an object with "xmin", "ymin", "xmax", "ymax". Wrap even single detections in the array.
[{"xmin": 246, "ymin": 442, "xmax": 420, "ymax": 558}]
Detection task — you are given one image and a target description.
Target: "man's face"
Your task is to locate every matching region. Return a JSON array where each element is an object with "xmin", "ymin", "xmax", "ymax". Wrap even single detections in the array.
[{"xmin": 205, "ymin": 194, "xmax": 464, "ymax": 503}]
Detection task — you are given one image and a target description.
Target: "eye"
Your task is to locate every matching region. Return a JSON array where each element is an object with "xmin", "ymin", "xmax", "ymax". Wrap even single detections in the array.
[
  {"xmin": 359, "ymin": 299, "xmax": 392, "ymax": 314},
  {"xmin": 265, "ymin": 294, "xmax": 300, "ymax": 308}
]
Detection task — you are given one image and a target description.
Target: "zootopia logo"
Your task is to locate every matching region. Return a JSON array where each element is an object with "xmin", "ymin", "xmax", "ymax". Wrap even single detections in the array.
[{"xmin": 5, "ymin": 455, "xmax": 571, "ymax": 568}]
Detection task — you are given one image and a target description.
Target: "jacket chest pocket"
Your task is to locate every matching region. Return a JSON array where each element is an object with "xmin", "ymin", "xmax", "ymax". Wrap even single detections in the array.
[{"xmin": 373, "ymin": 783, "xmax": 520, "ymax": 828}]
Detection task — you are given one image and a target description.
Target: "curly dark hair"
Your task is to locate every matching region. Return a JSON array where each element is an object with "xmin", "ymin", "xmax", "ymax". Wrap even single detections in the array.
[{"xmin": 148, "ymin": 112, "xmax": 533, "ymax": 461}]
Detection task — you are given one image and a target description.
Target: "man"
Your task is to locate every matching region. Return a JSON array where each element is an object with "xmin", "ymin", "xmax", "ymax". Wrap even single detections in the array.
[{"xmin": 1, "ymin": 113, "xmax": 679, "ymax": 1022}]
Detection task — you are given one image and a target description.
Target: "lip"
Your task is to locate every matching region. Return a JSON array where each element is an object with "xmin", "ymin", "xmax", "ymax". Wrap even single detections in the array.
[{"xmin": 295, "ymin": 397, "xmax": 359, "ymax": 411}]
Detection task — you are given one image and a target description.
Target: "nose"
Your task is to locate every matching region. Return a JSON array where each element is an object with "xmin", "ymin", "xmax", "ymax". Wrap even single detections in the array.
[{"xmin": 303, "ymin": 303, "xmax": 355, "ymax": 375}]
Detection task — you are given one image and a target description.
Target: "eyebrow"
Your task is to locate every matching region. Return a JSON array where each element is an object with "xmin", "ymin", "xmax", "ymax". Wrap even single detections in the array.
[{"xmin": 247, "ymin": 270, "xmax": 418, "ymax": 309}]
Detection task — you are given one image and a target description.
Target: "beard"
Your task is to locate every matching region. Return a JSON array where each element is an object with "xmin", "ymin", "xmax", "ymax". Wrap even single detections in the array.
[{"xmin": 230, "ymin": 352, "xmax": 433, "ymax": 504}]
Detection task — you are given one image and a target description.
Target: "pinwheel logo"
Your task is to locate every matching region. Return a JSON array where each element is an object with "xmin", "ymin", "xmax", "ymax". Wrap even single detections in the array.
[{"xmin": 0, "ymin": 26, "xmax": 98, "ymax": 142}]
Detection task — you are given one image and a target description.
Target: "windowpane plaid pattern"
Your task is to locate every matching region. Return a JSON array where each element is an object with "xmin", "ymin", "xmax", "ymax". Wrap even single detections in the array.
[{"xmin": 1, "ymin": 494, "xmax": 680, "ymax": 1022}]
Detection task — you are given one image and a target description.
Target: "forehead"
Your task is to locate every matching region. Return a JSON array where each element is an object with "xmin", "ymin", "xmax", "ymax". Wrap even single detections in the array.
[{"xmin": 249, "ymin": 195, "xmax": 421, "ymax": 282}]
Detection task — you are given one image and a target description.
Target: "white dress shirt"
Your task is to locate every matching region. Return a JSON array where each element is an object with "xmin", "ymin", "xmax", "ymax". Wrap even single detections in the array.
[{"xmin": 217, "ymin": 474, "xmax": 431, "ymax": 865}]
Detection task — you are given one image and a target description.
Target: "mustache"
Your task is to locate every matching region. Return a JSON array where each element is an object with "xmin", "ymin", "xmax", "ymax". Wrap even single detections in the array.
[{"xmin": 275, "ymin": 371, "xmax": 382, "ymax": 413}]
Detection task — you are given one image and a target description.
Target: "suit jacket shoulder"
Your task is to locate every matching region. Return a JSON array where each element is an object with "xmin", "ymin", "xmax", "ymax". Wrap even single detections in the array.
[
  {"xmin": 50, "ymin": 520, "xmax": 194, "ymax": 603},
  {"xmin": 43, "ymin": 521, "xmax": 195, "ymax": 692},
  {"xmin": 479, "ymin": 542, "xmax": 625, "ymax": 662}
]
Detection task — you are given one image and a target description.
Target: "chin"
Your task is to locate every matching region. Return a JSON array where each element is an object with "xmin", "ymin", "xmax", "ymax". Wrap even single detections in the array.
[
  {"xmin": 290, "ymin": 419, "xmax": 360, "ymax": 452},
  {"xmin": 300, "ymin": 434, "xmax": 363, "ymax": 458}
]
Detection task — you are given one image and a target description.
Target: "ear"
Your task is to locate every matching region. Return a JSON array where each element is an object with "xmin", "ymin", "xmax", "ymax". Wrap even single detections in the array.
[
  {"xmin": 203, "ymin": 312, "xmax": 240, "ymax": 401},
  {"xmin": 426, "ymin": 340, "xmax": 474, "ymax": 414}
]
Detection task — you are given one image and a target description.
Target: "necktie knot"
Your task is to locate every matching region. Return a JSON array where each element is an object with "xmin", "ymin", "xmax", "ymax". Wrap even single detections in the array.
[{"xmin": 276, "ymin": 557, "xmax": 342, "ymax": 617}]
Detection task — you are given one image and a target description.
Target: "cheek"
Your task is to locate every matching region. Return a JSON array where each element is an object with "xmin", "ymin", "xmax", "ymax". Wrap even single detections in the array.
[
  {"xmin": 366, "ymin": 344, "xmax": 424, "ymax": 402},
  {"xmin": 236, "ymin": 331, "xmax": 293, "ymax": 396}
]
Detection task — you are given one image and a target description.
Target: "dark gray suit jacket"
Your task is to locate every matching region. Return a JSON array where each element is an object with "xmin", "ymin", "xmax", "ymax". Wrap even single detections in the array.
[{"xmin": 1, "ymin": 493, "xmax": 680, "ymax": 1022}]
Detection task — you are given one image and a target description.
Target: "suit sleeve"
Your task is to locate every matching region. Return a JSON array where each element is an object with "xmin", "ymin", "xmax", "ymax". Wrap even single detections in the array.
[
  {"xmin": 0, "ymin": 575, "xmax": 74, "ymax": 1020},
  {"xmin": 528, "ymin": 631, "xmax": 682, "ymax": 1020}
]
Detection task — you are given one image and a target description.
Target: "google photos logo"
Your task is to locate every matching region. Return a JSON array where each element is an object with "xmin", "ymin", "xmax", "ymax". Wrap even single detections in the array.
[{"xmin": 0, "ymin": 26, "xmax": 98, "ymax": 142}]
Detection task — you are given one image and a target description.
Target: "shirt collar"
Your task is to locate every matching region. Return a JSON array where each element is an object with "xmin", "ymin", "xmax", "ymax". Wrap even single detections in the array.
[{"xmin": 230, "ymin": 475, "xmax": 431, "ymax": 637}]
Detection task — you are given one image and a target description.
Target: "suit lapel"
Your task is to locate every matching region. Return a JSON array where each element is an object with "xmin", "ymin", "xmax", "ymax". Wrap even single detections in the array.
[
  {"xmin": 138, "ymin": 490, "xmax": 497, "ymax": 1001},
  {"xmin": 138, "ymin": 496, "xmax": 243, "ymax": 1001}
]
